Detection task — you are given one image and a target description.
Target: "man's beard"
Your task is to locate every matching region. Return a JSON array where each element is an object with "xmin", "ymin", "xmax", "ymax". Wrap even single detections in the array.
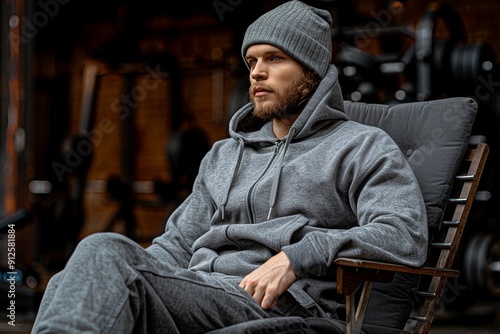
[{"xmin": 250, "ymin": 75, "xmax": 316, "ymax": 121}]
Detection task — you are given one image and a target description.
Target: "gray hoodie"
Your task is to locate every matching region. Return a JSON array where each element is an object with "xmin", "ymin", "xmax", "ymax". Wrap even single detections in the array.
[{"xmin": 148, "ymin": 65, "xmax": 428, "ymax": 315}]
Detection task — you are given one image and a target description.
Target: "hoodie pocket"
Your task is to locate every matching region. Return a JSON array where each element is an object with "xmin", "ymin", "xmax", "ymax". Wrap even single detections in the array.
[{"xmin": 226, "ymin": 214, "xmax": 311, "ymax": 251}]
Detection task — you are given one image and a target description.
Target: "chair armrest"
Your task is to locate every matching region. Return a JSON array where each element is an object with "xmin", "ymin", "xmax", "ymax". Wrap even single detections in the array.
[{"xmin": 334, "ymin": 257, "xmax": 459, "ymax": 295}]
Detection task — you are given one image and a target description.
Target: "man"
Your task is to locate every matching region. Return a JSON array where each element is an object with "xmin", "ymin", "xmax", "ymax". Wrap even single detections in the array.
[{"xmin": 32, "ymin": 1, "xmax": 428, "ymax": 333}]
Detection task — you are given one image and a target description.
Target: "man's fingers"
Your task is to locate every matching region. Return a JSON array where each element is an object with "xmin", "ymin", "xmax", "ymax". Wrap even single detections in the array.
[
  {"xmin": 254, "ymin": 284, "xmax": 280, "ymax": 310},
  {"xmin": 261, "ymin": 293, "xmax": 278, "ymax": 310},
  {"xmin": 252, "ymin": 288, "xmax": 266, "ymax": 306},
  {"xmin": 240, "ymin": 279, "xmax": 277, "ymax": 309},
  {"xmin": 239, "ymin": 278, "xmax": 255, "ymax": 295}
]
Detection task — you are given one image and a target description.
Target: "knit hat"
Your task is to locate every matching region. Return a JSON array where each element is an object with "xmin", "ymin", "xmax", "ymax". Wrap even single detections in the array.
[{"xmin": 241, "ymin": 1, "xmax": 333, "ymax": 78}]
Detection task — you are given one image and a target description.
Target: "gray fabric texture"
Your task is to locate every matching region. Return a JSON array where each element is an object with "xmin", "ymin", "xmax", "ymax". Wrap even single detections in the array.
[
  {"xmin": 206, "ymin": 317, "xmax": 348, "ymax": 334},
  {"xmin": 207, "ymin": 316, "xmax": 409, "ymax": 334},
  {"xmin": 241, "ymin": 0, "xmax": 333, "ymax": 78}
]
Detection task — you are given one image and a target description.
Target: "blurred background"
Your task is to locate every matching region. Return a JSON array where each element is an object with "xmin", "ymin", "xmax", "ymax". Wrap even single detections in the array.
[{"xmin": 0, "ymin": 0, "xmax": 499, "ymax": 332}]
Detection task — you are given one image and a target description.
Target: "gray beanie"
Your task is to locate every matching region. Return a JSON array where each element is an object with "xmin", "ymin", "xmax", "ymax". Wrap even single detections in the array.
[{"xmin": 241, "ymin": 0, "xmax": 333, "ymax": 78}]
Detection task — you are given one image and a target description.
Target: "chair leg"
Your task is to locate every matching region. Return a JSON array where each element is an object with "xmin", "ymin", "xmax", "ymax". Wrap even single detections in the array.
[{"xmin": 346, "ymin": 281, "xmax": 373, "ymax": 334}]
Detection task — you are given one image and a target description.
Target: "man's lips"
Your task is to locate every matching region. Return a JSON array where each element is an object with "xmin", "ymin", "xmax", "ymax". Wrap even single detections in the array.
[{"xmin": 253, "ymin": 86, "xmax": 272, "ymax": 97}]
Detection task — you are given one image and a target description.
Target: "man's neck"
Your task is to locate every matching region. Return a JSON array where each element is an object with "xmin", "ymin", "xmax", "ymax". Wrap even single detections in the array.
[{"xmin": 272, "ymin": 114, "xmax": 300, "ymax": 139}]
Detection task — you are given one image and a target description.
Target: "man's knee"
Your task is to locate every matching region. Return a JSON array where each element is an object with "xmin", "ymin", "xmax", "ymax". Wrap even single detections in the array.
[
  {"xmin": 77, "ymin": 232, "xmax": 133, "ymax": 252},
  {"xmin": 70, "ymin": 232, "xmax": 139, "ymax": 268}
]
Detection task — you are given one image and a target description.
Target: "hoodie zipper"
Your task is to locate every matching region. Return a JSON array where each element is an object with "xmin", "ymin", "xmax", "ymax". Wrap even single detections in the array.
[{"xmin": 245, "ymin": 140, "xmax": 282, "ymax": 224}]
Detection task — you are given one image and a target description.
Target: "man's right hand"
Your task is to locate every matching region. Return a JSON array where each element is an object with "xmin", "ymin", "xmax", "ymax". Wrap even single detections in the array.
[{"xmin": 239, "ymin": 251, "xmax": 297, "ymax": 310}]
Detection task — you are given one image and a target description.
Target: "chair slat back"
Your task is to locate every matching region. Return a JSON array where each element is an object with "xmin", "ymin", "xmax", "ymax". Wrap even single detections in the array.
[{"xmin": 410, "ymin": 143, "xmax": 489, "ymax": 333}]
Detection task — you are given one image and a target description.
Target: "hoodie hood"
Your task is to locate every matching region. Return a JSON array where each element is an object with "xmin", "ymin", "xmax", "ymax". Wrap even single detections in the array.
[{"xmin": 228, "ymin": 64, "xmax": 348, "ymax": 143}]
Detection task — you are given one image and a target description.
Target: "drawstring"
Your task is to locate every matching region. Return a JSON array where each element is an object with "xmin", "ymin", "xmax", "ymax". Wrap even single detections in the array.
[
  {"xmin": 267, "ymin": 127, "xmax": 296, "ymax": 220},
  {"xmin": 220, "ymin": 138, "xmax": 244, "ymax": 221}
]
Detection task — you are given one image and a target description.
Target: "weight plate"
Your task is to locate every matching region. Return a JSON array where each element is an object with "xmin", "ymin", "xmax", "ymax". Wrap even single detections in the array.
[
  {"xmin": 451, "ymin": 45, "xmax": 467, "ymax": 84},
  {"xmin": 450, "ymin": 43, "xmax": 496, "ymax": 87},
  {"xmin": 464, "ymin": 233, "xmax": 489, "ymax": 291},
  {"xmin": 485, "ymin": 236, "xmax": 500, "ymax": 297},
  {"xmin": 464, "ymin": 233, "xmax": 500, "ymax": 297}
]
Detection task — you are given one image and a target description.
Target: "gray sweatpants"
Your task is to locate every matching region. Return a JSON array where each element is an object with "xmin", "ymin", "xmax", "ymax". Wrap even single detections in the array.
[{"xmin": 31, "ymin": 232, "xmax": 313, "ymax": 333}]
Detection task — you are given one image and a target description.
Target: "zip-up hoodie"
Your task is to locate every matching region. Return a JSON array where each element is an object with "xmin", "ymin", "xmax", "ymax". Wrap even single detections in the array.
[{"xmin": 148, "ymin": 65, "xmax": 428, "ymax": 315}]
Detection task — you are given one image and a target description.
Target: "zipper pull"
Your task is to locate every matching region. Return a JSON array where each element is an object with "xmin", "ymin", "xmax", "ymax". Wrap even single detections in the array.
[{"xmin": 273, "ymin": 140, "xmax": 281, "ymax": 155}]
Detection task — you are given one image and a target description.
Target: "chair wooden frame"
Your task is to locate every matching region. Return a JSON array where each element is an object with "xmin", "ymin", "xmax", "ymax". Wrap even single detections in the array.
[{"xmin": 334, "ymin": 142, "xmax": 489, "ymax": 334}]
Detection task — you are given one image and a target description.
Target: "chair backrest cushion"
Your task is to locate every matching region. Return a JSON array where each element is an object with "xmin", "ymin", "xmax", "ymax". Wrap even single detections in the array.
[{"xmin": 344, "ymin": 97, "xmax": 477, "ymax": 232}]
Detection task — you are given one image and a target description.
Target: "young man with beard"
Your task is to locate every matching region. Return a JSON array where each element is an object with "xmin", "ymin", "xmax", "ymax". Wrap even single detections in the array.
[{"xmin": 32, "ymin": 1, "xmax": 428, "ymax": 333}]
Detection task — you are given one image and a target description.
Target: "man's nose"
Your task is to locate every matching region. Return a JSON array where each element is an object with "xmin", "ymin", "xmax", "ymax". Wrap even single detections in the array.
[{"xmin": 251, "ymin": 61, "xmax": 268, "ymax": 80}]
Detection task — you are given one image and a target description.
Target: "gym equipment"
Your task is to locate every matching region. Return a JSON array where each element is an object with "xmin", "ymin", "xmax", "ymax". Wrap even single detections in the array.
[
  {"xmin": 414, "ymin": 2, "xmax": 466, "ymax": 101},
  {"xmin": 450, "ymin": 43, "xmax": 496, "ymax": 93},
  {"xmin": 464, "ymin": 233, "xmax": 500, "ymax": 297},
  {"xmin": 68, "ymin": 56, "xmax": 209, "ymax": 241},
  {"xmin": 336, "ymin": 2, "xmax": 497, "ymax": 104}
]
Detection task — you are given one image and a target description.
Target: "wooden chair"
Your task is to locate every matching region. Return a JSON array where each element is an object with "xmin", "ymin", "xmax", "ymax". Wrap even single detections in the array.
[
  {"xmin": 337, "ymin": 97, "xmax": 489, "ymax": 334},
  {"xmin": 335, "ymin": 144, "xmax": 488, "ymax": 334},
  {"xmin": 209, "ymin": 97, "xmax": 489, "ymax": 334}
]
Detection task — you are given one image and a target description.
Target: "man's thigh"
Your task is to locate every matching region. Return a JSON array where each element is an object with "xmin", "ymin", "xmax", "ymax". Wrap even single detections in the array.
[{"xmin": 137, "ymin": 270, "xmax": 271, "ymax": 333}]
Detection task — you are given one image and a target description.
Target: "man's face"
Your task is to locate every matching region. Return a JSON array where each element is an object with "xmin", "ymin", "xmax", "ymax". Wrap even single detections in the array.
[{"xmin": 245, "ymin": 44, "xmax": 311, "ymax": 121}]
